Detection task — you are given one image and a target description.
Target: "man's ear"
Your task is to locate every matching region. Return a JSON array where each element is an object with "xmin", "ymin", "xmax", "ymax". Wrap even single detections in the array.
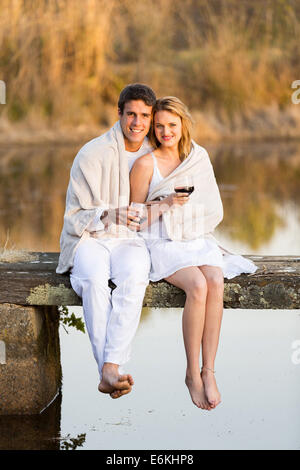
[{"xmin": 117, "ymin": 107, "xmax": 122, "ymax": 117}]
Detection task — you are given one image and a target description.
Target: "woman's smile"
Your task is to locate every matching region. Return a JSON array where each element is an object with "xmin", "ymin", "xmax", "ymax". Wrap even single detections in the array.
[{"xmin": 154, "ymin": 110, "xmax": 182, "ymax": 148}]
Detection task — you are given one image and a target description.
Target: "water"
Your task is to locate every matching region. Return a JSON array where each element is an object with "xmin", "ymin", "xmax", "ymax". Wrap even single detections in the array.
[
  {"xmin": 0, "ymin": 139, "xmax": 299, "ymax": 450},
  {"xmin": 58, "ymin": 307, "xmax": 300, "ymax": 450}
]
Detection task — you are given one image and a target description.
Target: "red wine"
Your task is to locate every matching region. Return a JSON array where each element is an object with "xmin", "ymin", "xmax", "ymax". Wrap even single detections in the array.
[{"xmin": 174, "ymin": 186, "xmax": 194, "ymax": 195}]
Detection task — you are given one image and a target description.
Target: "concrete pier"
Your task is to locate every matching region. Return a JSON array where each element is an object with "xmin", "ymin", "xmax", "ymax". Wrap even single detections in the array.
[
  {"xmin": 0, "ymin": 252, "xmax": 299, "ymax": 414},
  {"xmin": 0, "ymin": 304, "xmax": 61, "ymax": 415}
]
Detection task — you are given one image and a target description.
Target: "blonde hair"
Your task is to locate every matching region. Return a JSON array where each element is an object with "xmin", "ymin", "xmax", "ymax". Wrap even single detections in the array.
[{"xmin": 150, "ymin": 96, "xmax": 193, "ymax": 161}]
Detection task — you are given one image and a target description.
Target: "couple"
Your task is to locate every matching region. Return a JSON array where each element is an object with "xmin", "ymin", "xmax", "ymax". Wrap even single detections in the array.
[{"xmin": 57, "ymin": 84, "xmax": 257, "ymax": 411}]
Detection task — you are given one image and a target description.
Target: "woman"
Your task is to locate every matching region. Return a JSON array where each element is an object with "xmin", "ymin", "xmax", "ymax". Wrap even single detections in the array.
[{"xmin": 130, "ymin": 97, "xmax": 257, "ymax": 410}]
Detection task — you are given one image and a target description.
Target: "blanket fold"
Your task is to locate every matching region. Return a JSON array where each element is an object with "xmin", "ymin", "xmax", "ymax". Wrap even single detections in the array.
[{"xmin": 146, "ymin": 142, "xmax": 224, "ymax": 241}]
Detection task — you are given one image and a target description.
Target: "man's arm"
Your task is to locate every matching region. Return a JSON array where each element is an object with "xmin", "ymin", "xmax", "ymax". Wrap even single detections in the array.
[{"xmin": 86, "ymin": 207, "xmax": 107, "ymax": 232}]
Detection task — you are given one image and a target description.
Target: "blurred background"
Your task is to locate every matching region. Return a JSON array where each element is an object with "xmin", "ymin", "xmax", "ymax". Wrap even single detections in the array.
[
  {"xmin": 0, "ymin": 1, "xmax": 300, "ymax": 450},
  {"xmin": 1, "ymin": 0, "xmax": 300, "ymax": 140},
  {"xmin": 0, "ymin": 0, "xmax": 299, "ymax": 252}
]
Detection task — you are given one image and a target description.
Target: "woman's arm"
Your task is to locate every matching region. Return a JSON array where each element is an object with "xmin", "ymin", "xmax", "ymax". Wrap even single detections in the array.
[
  {"xmin": 130, "ymin": 155, "xmax": 189, "ymax": 230},
  {"xmin": 130, "ymin": 155, "xmax": 164, "ymax": 228},
  {"xmin": 130, "ymin": 154, "xmax": 153, "ymax": 204}
]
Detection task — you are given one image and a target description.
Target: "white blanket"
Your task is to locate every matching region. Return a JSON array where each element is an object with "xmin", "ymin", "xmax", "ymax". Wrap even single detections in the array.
[
  {"xmin": 57, "ymin": 121, "xmax": 152, "ymax": 273},
  {"xmin": 146, "ymin": 142, "xmax": 224, "ymax": 241}
]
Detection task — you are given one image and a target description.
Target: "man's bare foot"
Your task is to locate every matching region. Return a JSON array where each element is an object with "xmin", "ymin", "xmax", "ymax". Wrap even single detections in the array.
[
  {"xmin": 110, "ymin": 374, "xmax": 134, "ymax": 399},
  {"xmin": 98, "ymin": 363, "xmax": 133, "ymax": 399},
  {"xmin": 201, "ymin": 367, "xmax": 221, "ymax": 409},
  {"xmin": 185, "ymin": 370, "xmax": 211, "ymax": 410}
]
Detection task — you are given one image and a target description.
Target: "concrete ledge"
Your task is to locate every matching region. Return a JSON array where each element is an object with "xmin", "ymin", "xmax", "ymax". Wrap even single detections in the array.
[
  {"xmin": 0, "ymin": 304, "xmax": 61, "ymax": 414},
  {"xmin": 0, "ymin": 253, "xmax": 299, "ymax": 309}
]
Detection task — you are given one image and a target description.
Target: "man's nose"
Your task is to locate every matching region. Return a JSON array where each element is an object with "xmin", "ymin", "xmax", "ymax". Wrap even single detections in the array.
[{"xmin": 133, "ymin": 115, "xmax": 141, "ymax": 126}]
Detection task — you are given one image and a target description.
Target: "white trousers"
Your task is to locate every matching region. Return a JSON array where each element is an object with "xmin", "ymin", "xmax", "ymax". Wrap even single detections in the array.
[{"xmin": 70, "ymin": 237, "xmax": 150, "ymax": 378}]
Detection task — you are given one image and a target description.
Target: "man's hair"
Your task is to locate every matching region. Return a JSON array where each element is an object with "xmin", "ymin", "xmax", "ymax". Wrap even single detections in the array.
[
  {"xmin": 150, "ymin": 96, "xmax": 193, "ymax": 161},
  {"xmin": 118, "ymin": 83, "xmax": 156, "ymax": 113}
]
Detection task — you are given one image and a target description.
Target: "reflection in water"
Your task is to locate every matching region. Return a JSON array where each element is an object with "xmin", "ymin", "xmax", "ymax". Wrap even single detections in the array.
[
  {"xmin": 0, "ymin": 144, "xmax": 79, "ymax": 251},
  {"xmin": 0, "ymin": 391, "xmax": 86, "ymax": 450},
  {"xmin": 0, "ymin": 392, "xmax": 62, "ymax": 450},
  {"xmin": 0, "ymin": 140, "xmax": 299, "ymax": 252},
  {"xmin": 208, "ymin": 141, "xmax": 300, "ymax": 249},
  {"xmin": 59, "ymin": 433, "xmax": 86, "ymax": 450}
]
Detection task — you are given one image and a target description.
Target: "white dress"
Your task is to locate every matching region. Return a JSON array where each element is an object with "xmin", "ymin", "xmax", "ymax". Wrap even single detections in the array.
[{"xmin": 140, "ymin": 153, "xmax": 258, "ymax": 282}]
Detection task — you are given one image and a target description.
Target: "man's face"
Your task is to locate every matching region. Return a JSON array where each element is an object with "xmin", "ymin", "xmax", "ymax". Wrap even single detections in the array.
[{"xmin": 118, "ymin": 100, "xmax": 152, "ymax": 151}]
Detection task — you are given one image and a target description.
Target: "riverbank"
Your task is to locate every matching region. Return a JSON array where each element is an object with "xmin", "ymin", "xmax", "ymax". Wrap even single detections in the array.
[{"xmin": 1, "ymin": 103, "xmax": 300, "ymax": 145}]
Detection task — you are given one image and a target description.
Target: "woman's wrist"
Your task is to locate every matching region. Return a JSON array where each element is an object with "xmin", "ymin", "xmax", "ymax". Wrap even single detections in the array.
[{"xmin": 157, "ymin": 199, "xmax": 171, "ymax": 214}]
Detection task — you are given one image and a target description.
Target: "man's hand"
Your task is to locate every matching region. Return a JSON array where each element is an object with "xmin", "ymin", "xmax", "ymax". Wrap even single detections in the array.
[{"xmin": 100, "ymin": 207, "xmax": 141, "ymax": 231}]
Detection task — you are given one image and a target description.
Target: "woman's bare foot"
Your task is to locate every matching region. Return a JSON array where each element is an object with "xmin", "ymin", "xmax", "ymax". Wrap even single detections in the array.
[
  {"xmin": 201, "ymin": 367, "xmax": 221, "ymax": 409},
  {"xmin": 185, "ymin": 370, "xmax": 211, "ymax": 410},
  {"xmin": 98, "ymin": 363, "xmax": 133, "ymax": 399}
]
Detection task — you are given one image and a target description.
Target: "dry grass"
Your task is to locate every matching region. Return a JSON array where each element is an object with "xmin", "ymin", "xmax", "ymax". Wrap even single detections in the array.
[
  {"xmin": 0, "ymin": 233, "xmax": 38, "ymax": 262},
  {"xmin": 0, "ymin": 249, "xmax": 38, "ymax": 263},
  {"xmin": 0, "ymin": 0, "xmax": 115, "ymax": 125},
  {"xmin": 1, "ymin": 0, "xmax": 300, "ymax": 127}
]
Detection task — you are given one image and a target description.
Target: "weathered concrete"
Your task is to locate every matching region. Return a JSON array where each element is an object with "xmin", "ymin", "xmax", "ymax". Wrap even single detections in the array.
[
  {"xmin": 0, "ymin": 304, "xmax": 61, "ymax": 415},
  {"xmin": 0, "ymin": 253, "xmax": 299, "ymax": 309}
]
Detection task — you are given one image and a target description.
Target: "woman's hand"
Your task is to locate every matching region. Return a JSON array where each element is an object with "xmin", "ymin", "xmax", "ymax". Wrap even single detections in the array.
[{"xmin": 162, "ymin": 192, "xmax": 190, "ymax": 208}]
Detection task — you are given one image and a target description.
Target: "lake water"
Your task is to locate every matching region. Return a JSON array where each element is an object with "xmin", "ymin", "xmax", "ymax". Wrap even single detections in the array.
[{"xmin": 0, "ymin": 139, "xmax": 299, "ymax": 450}]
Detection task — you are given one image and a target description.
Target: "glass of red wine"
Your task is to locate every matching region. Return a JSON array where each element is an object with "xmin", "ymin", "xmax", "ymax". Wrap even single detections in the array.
[{"xmin": 174, "ymin": 176, "xmax": 194, "ymax": 195}]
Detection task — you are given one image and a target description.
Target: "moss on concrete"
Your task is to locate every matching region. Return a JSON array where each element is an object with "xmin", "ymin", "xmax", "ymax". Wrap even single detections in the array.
[{"xmin": 26, "ymin": 283, "xmax": 80, "ymax": 306}]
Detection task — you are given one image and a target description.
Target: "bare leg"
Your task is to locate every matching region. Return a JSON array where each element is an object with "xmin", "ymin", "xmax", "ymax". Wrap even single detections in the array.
[
  {"xmin": 98, "ymin": 362, "xmax": 134, "ymax": 399},
  {"xmin": 198, "ymin": 265, "xmax": 224, "ymax": 408},
  {"xmin": 165, "ymin": 267, "xmax": 210, "ymax": 410}
]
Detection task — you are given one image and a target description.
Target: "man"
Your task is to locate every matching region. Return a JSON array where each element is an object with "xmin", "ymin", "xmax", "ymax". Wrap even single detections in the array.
[{"xmin": 57, "ymin": 84, "xmax": 156, "ymax": 398}]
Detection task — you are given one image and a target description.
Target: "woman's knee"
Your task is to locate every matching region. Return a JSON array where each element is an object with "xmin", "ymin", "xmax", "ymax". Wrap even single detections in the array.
[
  {"xmin": 185, "ymin": 276, "xmax": 208, "ymax": 302},
  {"xmin": 204, "ymin": 268, "xmax": 224, "ymax": 293}
]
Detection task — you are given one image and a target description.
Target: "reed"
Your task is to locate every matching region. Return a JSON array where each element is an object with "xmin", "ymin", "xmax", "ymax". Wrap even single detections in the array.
[
  {"xmin": 1, "ymin": 0, "xmax": 300, "ymax": 127},
  {"xmin": 0, "ymin": 232, "xmax": 38, "ymax": 262},
  {"xmin": 0, "ymin": 0, "xmax": 115, "ymax": 125}
]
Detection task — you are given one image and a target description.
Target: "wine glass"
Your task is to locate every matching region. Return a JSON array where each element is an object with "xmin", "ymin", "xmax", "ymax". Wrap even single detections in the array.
[
  {"xmin": 130, "ymin": 202, "xmax": 147, "ymax": 224},
  {"xmin": 174, "ymin": 176, "xmax": 194, "ymax": 195}
]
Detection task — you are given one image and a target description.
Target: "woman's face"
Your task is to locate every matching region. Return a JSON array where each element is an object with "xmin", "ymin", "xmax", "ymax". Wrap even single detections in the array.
[{"xmin": 154, "ymin": 110, "xmax": 182, "ymax": 149}]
